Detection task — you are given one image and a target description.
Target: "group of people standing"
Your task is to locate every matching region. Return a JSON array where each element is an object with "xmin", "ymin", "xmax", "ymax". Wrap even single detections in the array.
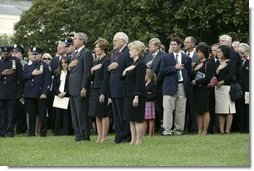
[{"xmin": 0, "ymin": 32, "xmax": 249, "ymax": 145}]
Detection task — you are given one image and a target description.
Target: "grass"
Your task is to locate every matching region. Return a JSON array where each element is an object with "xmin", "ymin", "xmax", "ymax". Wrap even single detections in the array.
[{"xmin": 0, "ymin": 132, "xmax": 250, "ymax": 167}]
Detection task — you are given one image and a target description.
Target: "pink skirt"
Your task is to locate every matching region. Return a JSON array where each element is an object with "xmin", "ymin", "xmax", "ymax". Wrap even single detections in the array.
[{"xmin": 145, "ymin": 101, "xmax": 156, "ymax": 120}]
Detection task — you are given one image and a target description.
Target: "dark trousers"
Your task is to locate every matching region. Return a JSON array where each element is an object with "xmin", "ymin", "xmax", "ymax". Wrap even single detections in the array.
[
  {"xmin": 111, "ymin": 97, "xmax": 130, "ymax": 143},
  {"xmin": 25, "ymin": 98, "xmax": 47, "ymax": 136},
  {"xmin": 184, "ymin": 88, "xmax": 197, "ymax": 133},
  {"xmin": 46, "ymin": 92, "xmax": 54, "ymax": 131},
  {"xmin": 238, "ymin": 94, "xmax": 249, "ymax": 133},
  {"xmin": 70, "ymin": 95, "xmax": 90, "ymax": 140},
  {"xmin": 54, "ymin": 106, "xmax": 72, "ymax": 135},
  {"xmin": 0, "ymin": 99, "xmax": 16, "ymax": 137},
  {"xmin": 208, "ymin": 88, "xmax": 216, "ymax": 133},
  {"xmin": 15, "ymin": 99, "xmax": 27, "ymax": 133},
  {"xmin": 155, "ymin": 91, "xmax": 163, "ymax": 133}
]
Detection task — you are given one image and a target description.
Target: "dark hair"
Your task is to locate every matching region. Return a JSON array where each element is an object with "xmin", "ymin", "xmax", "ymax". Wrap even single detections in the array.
[
  {"xmin": 55, "ymin": 57, "xmax": 69, "ymax": 76},
  {"xmin": 218, "ymin": 45, "xmax": 231, "ymax": 59},
  {"xmin": 170, "ymin": 37, "xmax": 182, "ymax": 46},
  {"xmin": 196, "ymin": 42, "xmax": 210, "ymax": 59}
]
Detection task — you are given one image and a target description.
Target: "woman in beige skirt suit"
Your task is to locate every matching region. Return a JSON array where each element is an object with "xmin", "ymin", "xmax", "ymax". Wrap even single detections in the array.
[{"xmin": 214, "ymin": 45, "xmax": 235, "ymax": 134}]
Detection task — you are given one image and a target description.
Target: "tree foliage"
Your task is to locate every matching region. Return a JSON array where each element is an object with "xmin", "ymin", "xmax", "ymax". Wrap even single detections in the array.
[{"xmin": 13, "ymin": 0, "xmax": 248, "ymax": 55}]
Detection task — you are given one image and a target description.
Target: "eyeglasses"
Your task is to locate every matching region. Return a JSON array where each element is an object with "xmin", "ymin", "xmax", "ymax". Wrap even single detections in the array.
[{"xmin": 43, "ymin": 58, "xmax": 51, "ymax": 60}]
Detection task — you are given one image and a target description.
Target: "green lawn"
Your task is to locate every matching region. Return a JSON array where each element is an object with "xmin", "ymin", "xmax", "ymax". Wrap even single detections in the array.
[{"xmin": 0, "ymin": 133, "xmax": 250, "ymax": 166}]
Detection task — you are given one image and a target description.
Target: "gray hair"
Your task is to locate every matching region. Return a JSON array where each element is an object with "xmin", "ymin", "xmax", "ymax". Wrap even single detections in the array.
[
  {"xmin": 239, "ymin": 43, "xmax": 249, "ymax": 52},
  {"xmin": 75, "ymin": 32, "xmax": 88, "ymax": 44},
  {"xmin": 114, "ymin": 32, "xmax": 129, "ymax": 44},
  {"xmin": 219, "ymin": 35, "xmax": 232, "ymax": 46}
]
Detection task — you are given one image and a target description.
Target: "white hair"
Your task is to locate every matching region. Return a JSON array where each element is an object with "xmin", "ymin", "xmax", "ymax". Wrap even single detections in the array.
[
  {"xmin": 239, "ymin": 43, "xmax": 249, "ymax": 52},
  {"xmin": 114, "ymin": 32, "xmax": 129, "ymax": 44},
  {"xmin": 219, "ymin": 35, "xmax": 232, "ymax": 46}
]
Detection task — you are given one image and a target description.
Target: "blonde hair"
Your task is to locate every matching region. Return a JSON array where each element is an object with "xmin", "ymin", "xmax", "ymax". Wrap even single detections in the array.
[
  {"xmin": 42, "ymin": 53, "xmax": 52, "ymax": 59},
  {"xmin": 146, "ymin": 68, "xmax": 155, "ymax": 81},
  {"xmin": 128, "ymin": 40, "xmax": 146, "ymax": 58}
]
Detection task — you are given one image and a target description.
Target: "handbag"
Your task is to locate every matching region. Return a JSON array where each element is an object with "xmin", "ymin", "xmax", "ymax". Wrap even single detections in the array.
[
  {"xmin": 208, "ymin": 76, "xmax": 218, "ymax": 87},
  {"xmin": 229, "ymin": 83, "xmax": 243, "ymax": 101}
]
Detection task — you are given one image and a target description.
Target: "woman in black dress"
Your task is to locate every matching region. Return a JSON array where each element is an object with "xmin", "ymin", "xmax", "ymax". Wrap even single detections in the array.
[
  {"xmin": 88, "ymin": 38, "xmax": 111, "ymax": 143},
  {"xmin": 191, "ymin": 42, "xmax": 213, "ymax": 135},
  {"xmin": 121, "ymin": 41, "xmax": 146, "ymax": 145}
]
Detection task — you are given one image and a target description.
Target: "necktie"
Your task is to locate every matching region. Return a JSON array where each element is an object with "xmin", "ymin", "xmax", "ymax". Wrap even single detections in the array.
[
  {"xmin": 72, "ymin": 51, "xmax": 78, "ymax": 60},
  {"xmin": 114, "ymin": 52, "xmax": 120, "ymax": 61},
  {"xmin": 175, "ymin": 54, "xmax": 181, "ymax": 81}
]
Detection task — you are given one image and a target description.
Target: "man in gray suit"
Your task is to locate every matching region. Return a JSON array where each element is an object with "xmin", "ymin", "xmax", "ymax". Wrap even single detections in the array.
[
  {"xmin": 144, "ymin": 38, "xmax": 166, "ymax": 133},
  {"xmin": 184, "ymin": 36, "xmax": 199, "ymax": 134},
  {"xmin": 68, "ymin": 32, "xmax": 93, "ymax": 141}
]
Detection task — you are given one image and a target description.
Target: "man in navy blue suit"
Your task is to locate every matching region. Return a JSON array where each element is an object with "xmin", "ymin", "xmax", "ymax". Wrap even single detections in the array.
[
  {"xmin": 0, "ymin": 46, "xmax": 23, "ymax": 137},
  {"xmin": 160, "ymin": 37, "xmax": 191, "ymax": 135},
  {"xmin": 108, "ymin": 32, "xmax": 133, "ymax": 143},
  {"xmin": 23, "ymin": 47, "xmax": 51, "ymax": 137}
]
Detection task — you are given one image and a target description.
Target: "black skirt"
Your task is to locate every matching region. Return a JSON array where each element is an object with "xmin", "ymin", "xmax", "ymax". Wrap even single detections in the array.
[
  {"xmin": 193, "ymin": 85, "xmax": 210, "ymax": 113},
  {"xmin": 88, "ymin": 89, "xmax": 108, "ymax": 117},
  {"xmin": 124, "ymin": 96, "xmax": 146, "ymax": 123}
]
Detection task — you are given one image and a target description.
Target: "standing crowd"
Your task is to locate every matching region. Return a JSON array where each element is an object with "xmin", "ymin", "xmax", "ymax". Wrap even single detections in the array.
[{"xmin": 0, "ymin": 32, "xmax": 249, "ymax": 145}]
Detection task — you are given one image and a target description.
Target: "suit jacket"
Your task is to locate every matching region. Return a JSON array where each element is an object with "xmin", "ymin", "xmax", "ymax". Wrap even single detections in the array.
[
  {"xmin": 51, "ymin": 56, "xmax": 60, "ymax": 74},
  {"xmin": 144, "ymin": 50, "xmax": 166, "ymax": 92},
  {"xmin": 52, "ymin": 71, "xmax": 70, "ymax": 97},
  {"xmin": 0, "ymin": 56, "xmax": 23, "ymax": 99},
  {"xmin": 109, "ymin": 45, "xmax": 133, "ymax": 98},
  {"xmin": 23, "ymin": 60, "xmax": 52, "ymax": 98},
  {"xmin": 68, "ymin": 47, "xmax": 93, "ymax": 96},
  {"xmin": 91, "ymin": 55, "xmax": 111, "ymax": 95},
  {"xmin": 121, "ymin": 58, "xmax": 146, "ymax": 98},
  {"xmin": 160, "ymin": 52, "xmax": 191, "ymax": 96},
  {"xmin": 239, "ymin": 59, "xmax": 249, "ymax": 92},
  {"xmin": 208, "ymin": 56, "xmax": 218, "ymax": 76},
  {"xmin": 191, "ymin": 52, "xmax": 199, "ymax": 66},
  {"xmin": 230, "ymin": 48, "xmax": 241, "ymax": 79}
]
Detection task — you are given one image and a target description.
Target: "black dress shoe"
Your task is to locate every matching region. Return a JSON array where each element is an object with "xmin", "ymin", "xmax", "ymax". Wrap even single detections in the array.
[
  {"xmin": 75, "ymin": 137, "xmax": 81, "ymax": 141},
  {"xmin": 84, "ymin": 137, "xmax": 90, "ymax": 141},
  {"xmin": 6, "ymin": 134, "xmax": 14, "ymax": 137}
]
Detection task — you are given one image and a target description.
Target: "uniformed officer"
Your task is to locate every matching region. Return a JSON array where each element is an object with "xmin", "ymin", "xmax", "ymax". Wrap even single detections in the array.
[
  {"xmin": 13, "ymin": 44, "xmax": 27, "ymax": 68},
  {"xmin": 65, "ymin": 38, "xmax": 74, "ymax": 62},
  {"xmin": 23, "ymin": 47, "xmax": 51, "ymax": 137},
  {"xmin": 12, "ymin": 44, "xmax": 28, "ymax": 134},
  {"xmin": 0, "ymin": 45, "xmax": 23, "ymax": 137}
]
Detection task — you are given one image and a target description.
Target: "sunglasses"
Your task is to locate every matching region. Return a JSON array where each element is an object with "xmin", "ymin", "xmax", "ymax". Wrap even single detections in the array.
[{"xmin": 43, "ymin": 58, "xmax": 51, "ymax": 60}]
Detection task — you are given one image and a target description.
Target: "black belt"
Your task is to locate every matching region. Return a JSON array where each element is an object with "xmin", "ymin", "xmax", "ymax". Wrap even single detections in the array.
[{"xmin": 178, "ymin": 81, "xmax": 183, "ymax": 83}]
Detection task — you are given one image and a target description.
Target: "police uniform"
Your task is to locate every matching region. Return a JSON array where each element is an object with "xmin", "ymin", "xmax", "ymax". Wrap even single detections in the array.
[
  {"xmin": 23, "ymin": 47, "xmax": 51, "ymax": 136},
  {"xmin": 13, "ymin": 44, "xmax": 27, "ymax": 133},
  {"xmin": 0, "ymin": 46, "xmax": 23, "ymax": 137}
]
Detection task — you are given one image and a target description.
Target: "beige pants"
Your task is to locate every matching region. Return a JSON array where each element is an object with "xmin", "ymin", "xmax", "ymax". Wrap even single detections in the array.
[{"xmin": 162, "ymin": 83, "xmax": 186, "ymax": 135}]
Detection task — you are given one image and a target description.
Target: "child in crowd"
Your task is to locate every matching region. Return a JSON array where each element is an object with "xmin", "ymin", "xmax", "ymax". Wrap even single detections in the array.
[{"xmin": 143, "ymin": 69, "xmax": 157, "ymax": 136}]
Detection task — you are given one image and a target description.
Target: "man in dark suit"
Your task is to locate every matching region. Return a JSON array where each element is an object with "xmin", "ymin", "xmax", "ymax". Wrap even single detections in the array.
[
  {"xmin": 160, "ymin": 37, "xmax": 191, "ymax": 135},
  {"xmin": 0, "ymin": 46, "xmax": 23, "ymax": 137},
  {"xmin": 207, "ymin": 43, "xmax": 219, "ymax": 134},
  {"xmin": 108, "ymin": 32, "xmax": 133, "ymax": 143},
  {"xmin": 238, "ymin": 43, "xmax": 249, "ymax": 133},
  {"xmin": 51, "ymin": 41, "xmax": 67, "ymax": 74},
  {"xmin": 183, "ymin": 36, "xmax": 199, "ymax": 134},
  {"xmin": 68, "ymin": 32, "xmax": 93, "ymax": 141},
  {"xmin": 144, "ymin": 38, "xmax": 166, "ymax": 133},
  {"xmin": 23, "ymin": 47, "xmax": 52, "ymax": 137}
]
